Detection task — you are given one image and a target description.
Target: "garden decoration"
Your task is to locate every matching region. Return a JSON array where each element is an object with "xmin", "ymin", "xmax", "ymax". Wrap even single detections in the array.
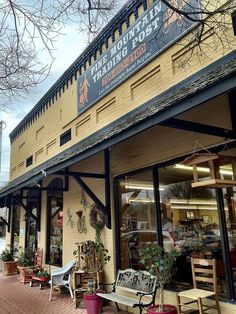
[
  {"xmin": 76, "ymin": 210, "xmax": 87, "ymax": 233},
  {"xmin": 80, "ymin": 190, "xmax": 90, "ymax": 210},
  {"xmin": 66, "ymin": 207, "xmax": 75, "ymax": 228},
  {"xmin": 89, "ymin": 205, "xmax": 105, "ymax": 230}
]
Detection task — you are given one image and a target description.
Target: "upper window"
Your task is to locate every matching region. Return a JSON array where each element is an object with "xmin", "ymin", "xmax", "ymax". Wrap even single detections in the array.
[
  {"xmin": 26, "ymin": 155, "xmax": 33, "ymax": 167},
  {"xmin": 60, "ymin": 129, "xmax": 71, "ymax": 146}
]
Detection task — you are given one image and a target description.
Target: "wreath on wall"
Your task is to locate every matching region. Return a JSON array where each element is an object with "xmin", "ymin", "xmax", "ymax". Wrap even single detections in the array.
[{"xmin": 89, "ymin": 204, "xmax": 105, "ymax": 230}]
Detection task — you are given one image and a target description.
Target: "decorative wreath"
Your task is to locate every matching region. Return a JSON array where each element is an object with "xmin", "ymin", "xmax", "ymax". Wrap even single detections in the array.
[{"xmin": 89, "ymin": 204, "xmax": 105, "ymax": 230}]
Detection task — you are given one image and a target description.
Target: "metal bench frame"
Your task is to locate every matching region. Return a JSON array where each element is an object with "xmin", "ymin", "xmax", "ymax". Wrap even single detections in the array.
[{"xmin": 97, "ymin": 268, "xmax": 157, "ymax": 314}]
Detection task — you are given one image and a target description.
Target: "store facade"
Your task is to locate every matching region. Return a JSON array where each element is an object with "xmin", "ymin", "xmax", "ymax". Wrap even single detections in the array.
[{"xmin": 1, "ymin": 0, "xmax": 236, "ymax": 311}]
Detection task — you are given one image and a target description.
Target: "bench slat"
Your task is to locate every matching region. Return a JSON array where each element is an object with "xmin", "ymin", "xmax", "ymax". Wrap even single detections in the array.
[{"xmin": 96, "ymin": 292, "xmax": 151, "ymax": 307}]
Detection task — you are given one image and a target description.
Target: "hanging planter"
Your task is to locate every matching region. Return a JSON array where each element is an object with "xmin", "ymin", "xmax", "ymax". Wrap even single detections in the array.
[{"xmin": 181, "ymin": 153, "xmax": 236, "ymax": 188}]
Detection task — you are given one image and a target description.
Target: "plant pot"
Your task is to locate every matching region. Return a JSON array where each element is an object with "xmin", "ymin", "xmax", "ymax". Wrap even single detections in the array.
[
  {"xmin": 3, "ymin": 261, "xmax": 18, "ymax": 276},
  {"xmin": 148, "ymin": 304, "xmax": 177, "ymax": 314},
  {"xmin": 17, "ymin": 266, "xmax": 33, "ymax": 283},
  {"xmin": 83, "ymin": 294, "xmax": 102, "ymax": 314}
]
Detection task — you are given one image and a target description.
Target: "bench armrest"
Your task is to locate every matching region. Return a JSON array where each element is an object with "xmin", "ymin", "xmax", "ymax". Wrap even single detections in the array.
[{"xmin": 135, "ymin": 288, "xmax": 156, "ymax": 307}]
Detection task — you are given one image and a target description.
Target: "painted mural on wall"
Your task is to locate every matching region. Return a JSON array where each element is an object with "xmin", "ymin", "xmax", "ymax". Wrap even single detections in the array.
[{"xmin": 77, "ymin": 0, "xmax": 198, "ymax": 114}]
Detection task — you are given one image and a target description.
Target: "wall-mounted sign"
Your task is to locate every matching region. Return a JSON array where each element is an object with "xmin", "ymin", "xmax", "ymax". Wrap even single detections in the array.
[{"xmin": 77, "ymin": 0, "xmax": 198, "ymax": 114}]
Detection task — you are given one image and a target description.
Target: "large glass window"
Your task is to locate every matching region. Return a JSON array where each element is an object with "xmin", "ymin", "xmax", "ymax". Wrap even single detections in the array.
[
  {"xmin": 25, "ymin": 190, "xmax": 39, "ymax": 251},
  {"xmin": 158, "ymin": 165, "xmax": 222, "ymax": 291},
  {"xmin": 118, "ymin": 170, "xmax": 157, "ymax": 269},
  {"xmin": 116, "ymin": 163, "xmax": 236, "ymax": 300},
  {"xmin": 11, "ymin": 203, "xmax": 20, "ymax": 255},
  {"xmin": 46, "ymin": 178, "xmax": 63, "ymax": 267},
  {"xmin": 223, "ymin": 186, "xmax": 236, "ymax": 291}
]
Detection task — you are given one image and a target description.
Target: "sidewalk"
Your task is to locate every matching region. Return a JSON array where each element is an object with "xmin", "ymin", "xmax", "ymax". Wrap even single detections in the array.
[{"xmin": 0, "ymin": 273, "xmax": 130, "ymax": 314}]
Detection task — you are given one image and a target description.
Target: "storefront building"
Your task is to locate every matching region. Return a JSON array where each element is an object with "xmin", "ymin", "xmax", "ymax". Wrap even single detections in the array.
[{"xmin": 1, "ymin": 0, "xmax": 236, "ymax": 311}]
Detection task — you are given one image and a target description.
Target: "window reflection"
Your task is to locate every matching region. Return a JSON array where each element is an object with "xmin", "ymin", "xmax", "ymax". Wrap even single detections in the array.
[
  {"xmin": 46, "ymin": 178, "xmax": 63, "ymax": 267},
  {"xmin": 119, "ymin": 171, "xmax": 157, "ymax": 269},
  {"xmin": 12, "ymin": 204, "xmax": 20, "ymax": 256},
  {"xmin": 117, "ymin": 164, "xmax": 236, "ymax": 300}
]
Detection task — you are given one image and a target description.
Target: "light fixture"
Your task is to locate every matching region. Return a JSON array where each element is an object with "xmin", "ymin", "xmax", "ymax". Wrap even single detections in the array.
[
  {"xmin": 125, "ymin": 184, "xmax": 165, "ymax": 191},
  {"xmin": 129, "ymin": 198, "xmax": 154, "ymax": 203},
  {"xmin": 174, "ymin": 164, "xmax": 233, "ymax": 176},
  {"xmin": 170, "ymin": 199, "xmax": 217, "ymax": 205},
  {"xmin": 170, "ymin": 205, "xmax": 219, "ymax": 211}
]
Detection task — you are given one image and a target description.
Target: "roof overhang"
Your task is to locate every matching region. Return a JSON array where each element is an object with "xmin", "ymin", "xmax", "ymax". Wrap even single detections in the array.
[{"xmin": 1, "ymin": 50, "xmax": 236, "ymax": 198}]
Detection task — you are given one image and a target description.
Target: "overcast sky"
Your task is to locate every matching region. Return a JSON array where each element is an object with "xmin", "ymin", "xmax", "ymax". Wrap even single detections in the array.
[{"xmin": 0, "ymin": 24, "xmax": 87, "ymax": 186}]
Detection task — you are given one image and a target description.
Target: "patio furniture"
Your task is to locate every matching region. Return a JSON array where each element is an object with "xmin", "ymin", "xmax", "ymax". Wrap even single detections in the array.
[
  {"xmin": 96, "ymin": 268, "xmax": 157, "ymax": 314},
  {"xmin": 177, "ymin": 257, "xmax": 221, "ymax": 314},
  {"xmin": 49, "ymin": 259, "xmax": 76, "ymax": 301},
  {"xmin": 30, "ymin": 274, "xmax": 50, "ymax": 289}
]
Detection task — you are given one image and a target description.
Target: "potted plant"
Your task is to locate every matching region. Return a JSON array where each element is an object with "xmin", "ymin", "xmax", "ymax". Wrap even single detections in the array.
[
  {"xmin": 139, "ymin": 245, "xmax": 180, "ymax": 314},
  {"xmin": 17, "ymin": 247, "xmax": 35, "ymax": 283},
  {"xmin": 0, "ymin": 245, "xmax": 18, "ymax": 276},
  {"xmin": 83, "ymin": 285, "xmax": 103, "ymax": 314}
]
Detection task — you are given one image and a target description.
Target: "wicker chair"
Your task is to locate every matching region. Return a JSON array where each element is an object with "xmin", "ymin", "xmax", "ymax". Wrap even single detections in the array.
[{"xmin": 49, "ymin": 259, "xmax": 76, "ymax": 301}]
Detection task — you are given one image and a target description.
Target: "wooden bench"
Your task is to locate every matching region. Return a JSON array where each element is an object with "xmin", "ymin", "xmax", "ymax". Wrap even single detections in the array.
[{"xmin": 97, "ymin": 269, "xmax": 157, "ymax": 314}]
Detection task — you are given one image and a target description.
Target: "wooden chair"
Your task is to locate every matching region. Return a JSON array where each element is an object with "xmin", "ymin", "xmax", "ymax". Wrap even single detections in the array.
[{"xmin": 176, "ymin": 258, "xmax": 221, "ymax": 314}]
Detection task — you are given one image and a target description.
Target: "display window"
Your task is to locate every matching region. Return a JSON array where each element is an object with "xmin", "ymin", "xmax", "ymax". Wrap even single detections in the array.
[
  {"xmin": 11, "ymin": 203, "xmax": 20, "ymax": 256},
  {"xmin": 116, "ymin": 162, "xmax": 236, "ymax": 300},
  {"xmin": 46, "ymin": 178, "xmax": 63, "ymax": 267}
]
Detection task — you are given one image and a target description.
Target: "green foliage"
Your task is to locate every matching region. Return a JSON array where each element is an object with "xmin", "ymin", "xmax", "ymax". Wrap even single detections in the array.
[
  {"xmin": 17, "ymin": 248, "xmax": 35, "ymax": 267},
  {"xmin": 84, "ymin": 288, "xmax": 95, "ymax": 295},
  {"xmin": 95, "ymin": 227, "xmax": 111, "ymax": 267},
  {"xmin": 139, "ymin": 245, "xmax": 180, "ymax": 312},
  {"xmin": 35, "ymin": 268, "xmax": 50, "ymax": 278},
  {"xmin": 0, "ymin": 245, "xmax": 17, "ymax": 262},
  {"xmin": 139, "ymin": 245, "xmax": 179, "ymax": 286}
]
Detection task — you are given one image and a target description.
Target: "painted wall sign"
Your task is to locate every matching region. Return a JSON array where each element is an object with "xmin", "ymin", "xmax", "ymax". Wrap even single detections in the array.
[{"xmin": 77, "ymin": 0, "xmax": 198, "ymax": 114}]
